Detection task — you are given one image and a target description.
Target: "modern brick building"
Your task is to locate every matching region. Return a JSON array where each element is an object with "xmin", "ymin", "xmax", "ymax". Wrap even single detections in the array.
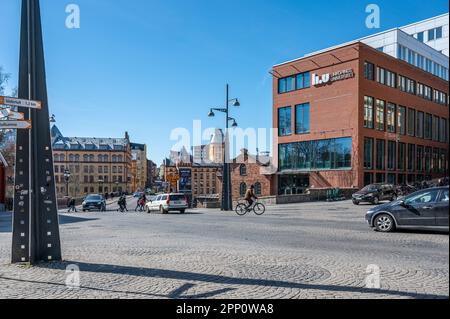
[{"xmin": 273, "ymin": 41, "xmax": 449, "ymax": 192}]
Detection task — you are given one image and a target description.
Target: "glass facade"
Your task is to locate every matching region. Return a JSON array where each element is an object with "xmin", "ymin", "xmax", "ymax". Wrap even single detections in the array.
[
  {"xmin": 398, "ymin": 106, "xmax": 406, "ymax": 135},
  {"xmin": 376, "ymin": 140, "xmax": 386, "ymax": 170},
  {"xmin": 417, "ymin": 112, "xmax": 424, "ymax": 139},
  {"xmin": 278, "ymin": 107, "xmax": 292, "ymax": 136},
  {"xmin": 278, "ymin": 72, "xmax": 310, "ymax": 94},
  {"xmin": 295, "ymin": 103, "xmax": 310, "ymax": 134},
  {"xmin": 279, "ymin": 137, "xmax": 352, "ymax": 172},
  {"xmin": 364, "ymin": 138, "xmax": 374, "ymax": 170},
  {"xmin": 376, "ymin": 100, "xmax": 385, "ymax": 131},
  {"xmin": 388, "ymin": 141, "xmax": 396, "ymax": 171},
  {"xmin": 407, "ymin": 108, "xmax": 415, "ymax": 137},
  {"xmin": 387, "ymin": 103, "xmax": 396, "ymax": 133}
]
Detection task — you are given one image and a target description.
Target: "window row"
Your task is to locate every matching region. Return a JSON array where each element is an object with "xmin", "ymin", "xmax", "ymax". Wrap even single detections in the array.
[
  {"xmin": 364, "ymin": 172, "xmax": 437, "ymax": 187},
  {"xmin": 364, "ymin": 62, "xmax": 449, "ymax": 105},
  {"xmin": 363, "ymin": 96, "xmax": 448, "ymax": 143},
  {"xmin": 278, "ymin": 103, "xmax": 310, "ymax": 137},
  {"xmin": 278, "ymin": 72, "xmax": 311, "ymax": 94},
  {"xmin": 364, "ymin": 138, "xmax": 448, "ymax": 175},
  {"xmin": 279, "ymin": 137, "xmax": 352, "ymax": 171},
  {"xmin": 53, "ymin": 154, "xmax": 125, "ymax": 162},
  {"xmin": 397, "ymin": 45, "xmax": 448, "ymax": 81}
]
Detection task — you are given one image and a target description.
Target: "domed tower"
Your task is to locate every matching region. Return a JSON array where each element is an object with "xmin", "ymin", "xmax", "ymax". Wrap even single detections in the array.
[{"xmin": 209, "ymin": 129, "xmax": 224, "ymax": 164}]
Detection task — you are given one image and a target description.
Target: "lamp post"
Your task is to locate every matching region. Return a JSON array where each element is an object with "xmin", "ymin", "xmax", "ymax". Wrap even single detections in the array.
[
  {"xmin": 63, "ymin": 169, "xmax": 71, "ymax": 197},
  {"xmin": 208, "ymin": 84, "xmax": 240, "ymax": 211}
]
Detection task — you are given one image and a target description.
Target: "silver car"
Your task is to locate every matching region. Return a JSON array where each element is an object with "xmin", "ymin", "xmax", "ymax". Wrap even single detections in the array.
[{"xmin": 145, "ymin": 193, "xmax": 188, "ymax": 214}]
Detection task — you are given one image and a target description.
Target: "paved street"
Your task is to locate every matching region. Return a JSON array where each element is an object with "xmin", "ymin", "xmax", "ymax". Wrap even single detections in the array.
[{"xmin": 0, "ymin": 199, "xmax": 448, "ymax": 299}]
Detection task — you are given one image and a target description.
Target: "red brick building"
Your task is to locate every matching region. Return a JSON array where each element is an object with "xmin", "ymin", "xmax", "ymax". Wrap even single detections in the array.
[
  {"xmin": 273, "ymin": 42, "xmax": 449, "ymax": 193},
  {"xmin": 229, "ymin": 149, "xmax": 275, "ymax": 201}
]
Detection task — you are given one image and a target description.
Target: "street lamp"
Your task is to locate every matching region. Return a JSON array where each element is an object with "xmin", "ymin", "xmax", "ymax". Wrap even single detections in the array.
[
  {"xmin": 63, "ymin": 169, "xmax": 71, "ymax": 197},
  {"xmin": 207, "ymin": 84, "xmax": 240, "ymax": 211}
]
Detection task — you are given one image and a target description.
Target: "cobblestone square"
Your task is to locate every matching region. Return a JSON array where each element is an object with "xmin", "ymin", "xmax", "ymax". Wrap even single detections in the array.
[{"xmin": 0, "ymin": 200, "xmax": 448, "ymax": 299}]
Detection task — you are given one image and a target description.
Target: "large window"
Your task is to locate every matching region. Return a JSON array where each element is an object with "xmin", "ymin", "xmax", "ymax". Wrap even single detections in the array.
[
  {"xmin": 425, "ymin": 147, "xmax": 432, "ymax": 173},
  {"xmin": 398, "ymin": 143, "xmax": 406, "ymax": 172},
  {"xmin": 407, "ymin": 108, "xmax": 415, "ymax": 137},
  {"xmin": 364, "ymin": 62, "xmax": 375, "ymax": 80},
  {"xmin": 418, "ymin": 83, "xmax": 433, "ymax": 101},
  {"xmin": 441, "ymin": 118, "xmax": 448, "ymax": 143},
  {"xmin": 433, "ymin": 116, "xmax": 440, "ymax": 142},
  {"xmin": 398, "ymin": 75, "xmax": 416, "ymax": 94},
  {"xmin": 398, "ymin": 106, "xmax": 406, "ymax": 135},
  {"xmin": 408, "ymin": 144, "xmax": 415, "ymax": 172},
  {"xmin": 417, "ymin": 146, "xmax": 424, "ymax": 172},
  {"xmin": 295, "ymin": 103, "xmax": 310, "ymax": 134},
  {"xmin": 425, "ymin": 113, "xmax": 432, "ymax": 140},
  {"xmin": 387, "ymin": 103, "xmax": 396, "ymax": 133},
  {"xmin": 417, "ymin": 112, "xmax": 424, "ymax": 139},
  {"xmin": 364, "ymin": 138, "xmax": 374, "ymax": 170},
  {"xmin": 364, "ymin": 96, "xmax": 374, "ymax": 129},
  {"xmin": 278, "ymin": 107, "xmax": 292, "ymax": 136},
  {"xmin": 278, "ymin": 137, "xmax": 352, "ymax": 171},
  {"xmin": 376, "ymin": 140, "xmax": 386, "ymax": 170},
  {"xmin": 388, "ymin": 141, "xmax": 396, "ymax": 171},
  {"xmin": 433, "ymin": 149, "xmax": 440, "ymax": 174},
  {"xmin": 376, "ymin": 100, "xmax": 385, "ymax": 131},
  {"xmin": 377, "ymin": 67, "xmax": 396, "ymax": 88},
  {"xmin": 441, "ymin": 149, "xmax": 447, "ymax": 174},
  {"xmin": 278, "ymin": 72, "xmax": 310, "ymax": 94}
]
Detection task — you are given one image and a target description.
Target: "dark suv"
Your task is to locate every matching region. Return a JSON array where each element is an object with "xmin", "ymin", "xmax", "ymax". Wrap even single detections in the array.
[
  {"xmin": 82, "ymin": 194, "xmax": 106, "ymax": 212},
  {"xmin": 352, "ymin": 184, "xmax": 397, "ymax": 205}
]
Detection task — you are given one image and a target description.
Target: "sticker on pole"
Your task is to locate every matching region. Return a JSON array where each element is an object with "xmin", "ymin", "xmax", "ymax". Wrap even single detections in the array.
[
  {"xmin": 0, "ymin": 96, "xmax": 41, "ymax": 109},
  {"xmin": 0, "ymin": 120, "xmax": 32, "ymax": 130}
]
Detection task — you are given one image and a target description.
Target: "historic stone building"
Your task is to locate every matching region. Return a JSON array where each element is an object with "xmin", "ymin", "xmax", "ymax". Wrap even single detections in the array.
[{"xmin": 51, "ymin": 125, "xmax": 132, "ymax": 198}]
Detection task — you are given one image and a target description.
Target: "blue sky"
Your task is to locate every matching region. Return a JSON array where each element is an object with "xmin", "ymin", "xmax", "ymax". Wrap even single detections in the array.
[{"xmin": 0, "ymin": 0, "xmax": 448, "ymax": 164}]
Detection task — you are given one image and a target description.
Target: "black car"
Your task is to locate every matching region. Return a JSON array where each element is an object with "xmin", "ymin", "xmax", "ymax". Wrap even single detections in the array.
[
  {"xmin": 352, "ymin": 184, "xmax": 397, "ymax": 205},
  {"xmin": 82, "ymin": 194, "xmax": 106, "ymax": 212},
  {"xmin": 366, "ymin": 186, "xmax": 449, "ymax": 233}
]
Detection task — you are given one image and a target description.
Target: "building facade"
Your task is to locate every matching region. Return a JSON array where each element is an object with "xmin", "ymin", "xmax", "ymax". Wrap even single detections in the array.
[
  {"xmin": 146, "ymin": 159, "xmax": 158, "ymax": 189},
  {"xmin": 51, "ymin": 126, "xmax": 133, "ymax": 197},
  {"xmin": 130, "ymin": 143, "xmax": 148, "ymax": 192},
  {"xmin": 273, "ymin": 42, "xmax": 449, "ymax": 192}
]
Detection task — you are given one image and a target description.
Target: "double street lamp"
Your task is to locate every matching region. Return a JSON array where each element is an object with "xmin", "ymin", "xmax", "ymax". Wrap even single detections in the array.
[{"xmin": 208, "ymin": 84, "xmax": 240, "ymax": 211}]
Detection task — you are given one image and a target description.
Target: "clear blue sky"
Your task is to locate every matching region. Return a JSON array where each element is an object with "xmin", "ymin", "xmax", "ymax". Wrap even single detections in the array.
[{"xmin": 0, "ymin": 0, "xmax": 448, "ymax": 164}]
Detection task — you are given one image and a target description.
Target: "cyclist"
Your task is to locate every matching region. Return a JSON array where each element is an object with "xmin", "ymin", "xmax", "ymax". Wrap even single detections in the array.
[{"xmin": 245, "ymin": 185, "xmax": 258, "ymax": 211}]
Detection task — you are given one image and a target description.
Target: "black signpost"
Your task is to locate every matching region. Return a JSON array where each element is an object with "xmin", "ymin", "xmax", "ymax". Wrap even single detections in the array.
[{"xmin": 11, "ymin": 0, "xmax": 62, "ymax": 264}]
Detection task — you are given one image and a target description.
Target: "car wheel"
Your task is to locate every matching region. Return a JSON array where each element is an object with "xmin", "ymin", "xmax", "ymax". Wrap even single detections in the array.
[
  {"xmin": 160, "ymin": 206, "xmax": 167, "ymax": 214},
  {"xmin": 353, "ymin": 200, "xmax": 360, "ymax": 205},
  {"xmin": 372, "ymin": 197, "xmax": 380, "ymax": 205},
  {"xmin": 145, "ymin": 206, "xmax": 150, "ymax": 214},
  {"xmin": 180, "ymin": 209, "xmax": 186, "ymax": 214},
  {"xmin": 374, "ymin": 214, "xmax": 396, "ymax": 233}
]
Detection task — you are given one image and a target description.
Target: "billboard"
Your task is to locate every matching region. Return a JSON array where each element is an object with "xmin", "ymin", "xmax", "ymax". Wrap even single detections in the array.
[{"xmin": 178, "ymin": 168, "xmax": 192, "ymax": 193}]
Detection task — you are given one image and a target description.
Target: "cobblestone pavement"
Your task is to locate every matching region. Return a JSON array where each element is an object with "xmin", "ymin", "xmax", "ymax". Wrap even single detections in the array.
[{"xmin": 0, "ymin": 200, "xmax": 448, "ymax": 299}]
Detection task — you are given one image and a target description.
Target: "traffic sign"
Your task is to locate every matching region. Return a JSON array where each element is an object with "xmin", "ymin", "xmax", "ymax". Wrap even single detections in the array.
[
  {"xmin": 0, "ymin": 109, "xmax": 25, "ymax": 120},
  {"xmin": 0, "ymin": 120, "xmax": 32, "ymax": 130},
  {"xmin": 0, "ymin": 96, "xmax": 41, "ymax": 109}
]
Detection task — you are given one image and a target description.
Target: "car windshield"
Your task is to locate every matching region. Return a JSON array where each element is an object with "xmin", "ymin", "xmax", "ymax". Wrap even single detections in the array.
[
  {"xmin": 361, "ymin": 185, "xmax": 379, "ymax": 192},
  {"xmin": 86, "ymin": 195, "xmax": 102, "ymax": 201}
]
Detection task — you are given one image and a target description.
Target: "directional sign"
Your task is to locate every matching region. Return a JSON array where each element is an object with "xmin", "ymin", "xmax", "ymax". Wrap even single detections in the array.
[
  {"xmin": 0, "ymin": 120, "xmax": 32, "ymax": 130},
  {"xmin": 0, "ymin": 109, "xmax": 25, "ymax": 120},
  {"xmin": 0, "ymin": 96, "xmax": 41, "ymax": 110}
]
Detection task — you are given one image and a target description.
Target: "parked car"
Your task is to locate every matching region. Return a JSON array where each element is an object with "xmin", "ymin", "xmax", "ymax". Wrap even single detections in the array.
[
  {"xmin": 366, "ymin": 186, "xmax": 449, "ymax": 233},
  {"xmin": 352, "ymin": 184, "xmax": 397, "ymax": 205},
  {"xmin": 82, "ymin": 194, "xmax": 106, "ymax": 212},
  {"xmin": 145, "ymin": 193, "xmax": 188, "ymax": 214}
]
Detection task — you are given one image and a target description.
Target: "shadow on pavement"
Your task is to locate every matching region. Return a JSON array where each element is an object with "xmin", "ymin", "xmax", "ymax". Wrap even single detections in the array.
[
  {"xmin": 0, "ymin": 213, "xmax": 98, "ymax": 233},
  {"xmin": 22, "ymin": 261, "xmax": 446, "ymax": 300}
]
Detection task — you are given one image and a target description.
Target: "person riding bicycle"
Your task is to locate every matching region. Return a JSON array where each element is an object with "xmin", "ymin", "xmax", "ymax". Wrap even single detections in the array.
[{"xmin": 245, "ymin": 185, "xmax": 258, "ymax": 211}]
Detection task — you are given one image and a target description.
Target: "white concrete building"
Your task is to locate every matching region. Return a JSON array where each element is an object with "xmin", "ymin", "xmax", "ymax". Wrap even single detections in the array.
[{"xmin": 304, "ymin": 13, "xmax": 449, "ymax": 81}]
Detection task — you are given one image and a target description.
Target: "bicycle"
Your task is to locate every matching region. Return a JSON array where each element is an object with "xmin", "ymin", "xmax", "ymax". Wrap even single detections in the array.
[{"xmin": 235, "ymin": 200, "xmax": 266, "ymax": 216}]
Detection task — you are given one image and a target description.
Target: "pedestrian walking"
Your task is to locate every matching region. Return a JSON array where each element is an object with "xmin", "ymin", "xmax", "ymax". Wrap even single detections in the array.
[{"xmin": 68, "ymin": 197, "xmax": 77, "ymax": 213}]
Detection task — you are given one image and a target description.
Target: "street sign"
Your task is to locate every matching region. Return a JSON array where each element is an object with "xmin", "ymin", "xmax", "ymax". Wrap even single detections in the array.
[
  {"xmin": 0, "ymin": 120, "xmax": 32, "ymax": 130},
  {"xmin": 0, "ymin": 109, "xmax": 25, "ymax": 120},
  {"xmin": 0, "ymin": 96, "xmax": 41, "ymax": 110}
]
